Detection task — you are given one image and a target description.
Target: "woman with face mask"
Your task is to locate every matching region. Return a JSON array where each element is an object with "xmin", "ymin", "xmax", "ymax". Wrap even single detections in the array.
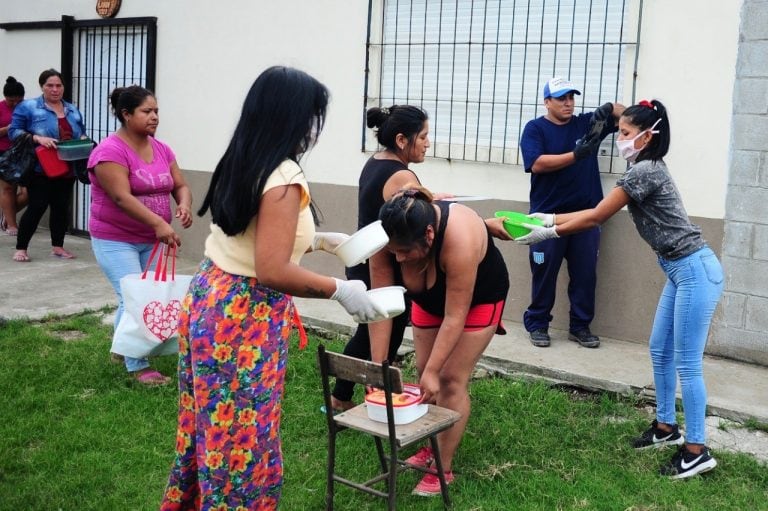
[{"xmin": 515, "ymin": 99, "xmax": 724, "ymax": 480}]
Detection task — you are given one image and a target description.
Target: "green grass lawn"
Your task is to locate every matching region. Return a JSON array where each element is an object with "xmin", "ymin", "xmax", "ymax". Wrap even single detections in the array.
[{"xmin": 0, "ymin": 311, "xmax": 765, "ymax": 510}]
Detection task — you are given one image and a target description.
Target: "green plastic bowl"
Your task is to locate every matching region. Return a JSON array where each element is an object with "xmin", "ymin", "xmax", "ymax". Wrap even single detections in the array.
[
  {"xmin": 56, "ymin": 139, "xmax": 94, "ymax": 161},
  {"xmin": 494, "ymin": 211, "xmax": 544, "ymax": 238}
]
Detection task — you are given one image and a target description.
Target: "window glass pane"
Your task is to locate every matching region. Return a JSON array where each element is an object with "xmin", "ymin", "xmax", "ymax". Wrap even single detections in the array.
[{"xmin": 369, "ymin": 0, "xmax": 634, "ymax": 170}]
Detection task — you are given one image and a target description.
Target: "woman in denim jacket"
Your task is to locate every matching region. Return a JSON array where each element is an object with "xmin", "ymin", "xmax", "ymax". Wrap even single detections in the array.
[{"xmin": 9, "ymin": 68, "xmax": 86, "ymax": 262}]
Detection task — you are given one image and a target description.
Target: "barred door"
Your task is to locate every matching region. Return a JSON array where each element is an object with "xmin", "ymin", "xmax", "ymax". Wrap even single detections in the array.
[{"xmin": 69, "ymin": 18, "xmax": 157, "ymax": 234}]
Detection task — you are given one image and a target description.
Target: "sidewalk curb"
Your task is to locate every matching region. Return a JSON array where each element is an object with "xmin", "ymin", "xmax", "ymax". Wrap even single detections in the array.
[{"xmin": 300, "ymin": 312, "xmax": 768, "ymax": 425}]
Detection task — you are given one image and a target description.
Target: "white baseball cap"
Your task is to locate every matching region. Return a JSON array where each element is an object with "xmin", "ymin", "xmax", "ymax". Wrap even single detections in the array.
[{"xmin": 543, "ymin": 77, "xmax": 581, "ymax": 99}]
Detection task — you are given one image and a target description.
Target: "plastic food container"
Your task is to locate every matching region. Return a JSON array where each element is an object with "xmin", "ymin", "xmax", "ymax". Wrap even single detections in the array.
[
  {"xmin": 35, "ymin": 146, "xmax": 70, "ymax": 178},
  {"xmin": 56, "ymin": 139, "xmax": 94, "ymax": 161},
  {"xmin": 366, "ymin": 286, "xmax": 406, "ymax": 320},
  {"xmin": 365, "ymin": 384, "xmax": 427, "ymax": 424},
  {"xmin": 335, "ymin": 220, "xmax": 389, "ymax": 267},
  {"xmin": 494, "ymin": 211, "xmax": 544, "ymax": 238}
]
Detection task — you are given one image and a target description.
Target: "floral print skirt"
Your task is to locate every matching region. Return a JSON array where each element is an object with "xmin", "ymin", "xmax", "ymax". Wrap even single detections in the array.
[{"xmin": 161, "ymin": 258, "xmax": 293, "ymax": 510}]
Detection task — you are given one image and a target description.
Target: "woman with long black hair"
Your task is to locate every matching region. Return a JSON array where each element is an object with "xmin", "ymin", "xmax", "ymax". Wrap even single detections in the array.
[{"xmin": 160, "ymin": 66, "xmax": 384, "ymax": 510}]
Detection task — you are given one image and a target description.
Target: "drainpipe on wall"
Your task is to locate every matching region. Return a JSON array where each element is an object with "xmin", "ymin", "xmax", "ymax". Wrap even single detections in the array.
[
  {"xmin": 61, "ymin": 15, "xmax": 75, "ymax": 103},
  {"xmin": 630, "ymin": 0, "xmax": 643, "ymax": 104},
  {"xmin": 362, "ymin": 0, "xmax": 374, "ymax": 152}
]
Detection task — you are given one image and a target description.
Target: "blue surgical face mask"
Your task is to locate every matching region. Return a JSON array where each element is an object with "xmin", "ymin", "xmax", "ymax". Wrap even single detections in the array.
[{"xmin": 615, "ymin": 118, "xmax": 661, "ymax": 162}]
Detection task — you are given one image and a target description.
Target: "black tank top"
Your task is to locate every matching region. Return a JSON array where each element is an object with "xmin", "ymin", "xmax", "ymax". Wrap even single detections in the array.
[
  {"xmin": 345, "ymin": 157, "xmax": 417, "ymax": 284},
  {"xmin": 409, "ymin": 201, "xmax": 510, "ymax": 316}
]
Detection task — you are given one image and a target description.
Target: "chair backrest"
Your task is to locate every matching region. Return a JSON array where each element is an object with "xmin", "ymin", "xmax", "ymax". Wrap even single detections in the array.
[{"xmin": 318, "ymin": 344, "xmax": 404, "ymax": 394}]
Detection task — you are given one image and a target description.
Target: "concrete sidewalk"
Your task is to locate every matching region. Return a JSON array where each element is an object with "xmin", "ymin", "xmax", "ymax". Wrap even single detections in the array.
[
  {"xmin": 294, "ymin": 297, "xmax": 768, "ymax": 424},
  {"xmin": 2, "ymin": 230, "xmax": 767, "ymax": 460}
]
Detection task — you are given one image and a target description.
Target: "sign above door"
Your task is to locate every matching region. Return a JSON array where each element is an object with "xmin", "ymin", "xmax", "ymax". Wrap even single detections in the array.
[{"xmin": 96, "ymin": 0, "xmax": 122, "ymax": 18}]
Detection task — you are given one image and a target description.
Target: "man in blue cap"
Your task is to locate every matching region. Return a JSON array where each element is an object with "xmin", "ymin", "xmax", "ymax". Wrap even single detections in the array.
[{"xmin": 518, "ymin": 77, "xmax": 624, "ymax": 348}]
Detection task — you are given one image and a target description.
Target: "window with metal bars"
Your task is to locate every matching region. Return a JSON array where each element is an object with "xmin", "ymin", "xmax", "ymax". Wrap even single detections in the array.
[{"xmin": 364, "ymin": 0, "xmax": 638, "ymax": 172}]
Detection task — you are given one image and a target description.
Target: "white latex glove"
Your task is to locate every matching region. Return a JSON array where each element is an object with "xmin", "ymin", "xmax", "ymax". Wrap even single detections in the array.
[
  {"xmin": 331, "ymin": 278, "xmax": 388, "ymax": 323},
  {"xmin": 527, "ymin": 212, "xmax": 556, "ymax": 228},
  {"xmin": 312, "ymin": 232, "xmax": 350, "ymax": 253},
  {"xmin": 514, "ymin": 224, "xmax": 560, "ymax": 245}
]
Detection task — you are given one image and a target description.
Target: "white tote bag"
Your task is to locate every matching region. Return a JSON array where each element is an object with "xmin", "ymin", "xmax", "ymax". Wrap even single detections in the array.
[{"xmin": 111, "ymin": 243, "xmax": 193, "ymax": 359}]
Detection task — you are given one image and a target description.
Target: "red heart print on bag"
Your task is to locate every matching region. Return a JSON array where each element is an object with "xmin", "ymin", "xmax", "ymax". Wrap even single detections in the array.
[{"xmin": 143, "ymin": 300, "xmax": 182, "ymax": 341}]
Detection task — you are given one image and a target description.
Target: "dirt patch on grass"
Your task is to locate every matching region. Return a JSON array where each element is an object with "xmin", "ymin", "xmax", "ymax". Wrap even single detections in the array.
[{"xmin": 50, "ymin": 330, "xmax": 87, "ymax": 342}]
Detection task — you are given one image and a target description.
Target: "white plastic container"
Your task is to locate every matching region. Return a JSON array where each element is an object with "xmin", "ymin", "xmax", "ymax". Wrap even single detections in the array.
[
  {"xmin": 366, "ymin": 286, "xmax": 406, "ymax": 320},
  {"xmin": 365, "ymin": 383, "xmax": 428, "ymax": 424},
  {"xmin": 335, "ymin": 220, "xmax": 389, "ymax": 267}
]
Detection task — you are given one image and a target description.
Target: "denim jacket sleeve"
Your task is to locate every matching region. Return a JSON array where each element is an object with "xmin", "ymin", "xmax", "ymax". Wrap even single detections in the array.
[{"xmin": 8, "ymin": 96, "xmax": 86, "ymax": 141}]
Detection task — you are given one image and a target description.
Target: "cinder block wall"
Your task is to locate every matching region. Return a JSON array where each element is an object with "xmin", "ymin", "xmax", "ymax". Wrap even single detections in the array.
[{"xmin": 711, "ymin": 0, "xmax": 768, "ymax": 366}]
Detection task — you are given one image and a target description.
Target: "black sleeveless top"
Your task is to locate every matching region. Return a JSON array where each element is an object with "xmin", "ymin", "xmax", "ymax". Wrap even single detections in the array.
[
  {"xmin": 345, "ymin": 157, "xmax": 416, "ymax": 284},
  {"xmin": 408, "ymin": 201, "xmax": 510, "ymax": 316}
]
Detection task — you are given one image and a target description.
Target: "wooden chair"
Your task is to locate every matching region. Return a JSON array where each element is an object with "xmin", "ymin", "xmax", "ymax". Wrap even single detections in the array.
[{"xmin": 317, "ymin": 344, "xmax": 461, "ymax": 510}]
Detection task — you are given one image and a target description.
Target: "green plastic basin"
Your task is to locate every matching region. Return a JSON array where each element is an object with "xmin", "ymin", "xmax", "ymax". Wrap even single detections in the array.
[
  {"xmin": 494, "ymin": 211, "xmax": 544, "ymax": 238},
  {"xmin": 57, "ymin": 139, "xmax": 94, "ymax": 161}
]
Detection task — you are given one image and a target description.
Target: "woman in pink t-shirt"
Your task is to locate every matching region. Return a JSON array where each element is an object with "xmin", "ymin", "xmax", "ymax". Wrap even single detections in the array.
[
  {"xmin": 0, "ymin": 76, "xmax": 28, "ymax": 235},
  {"xmin": 87, "ymin": 85, "xmax": 193, "ymax": 386}
]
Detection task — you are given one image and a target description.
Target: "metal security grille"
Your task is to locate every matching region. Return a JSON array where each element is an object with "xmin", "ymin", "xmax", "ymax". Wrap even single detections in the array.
[
  {"xmin": 70, "ymin": 18, "xmax": 156, "ymax": 233},
  {"xmin": 364, "ymin": 0, "xmax": 638, "ymax": 172}
]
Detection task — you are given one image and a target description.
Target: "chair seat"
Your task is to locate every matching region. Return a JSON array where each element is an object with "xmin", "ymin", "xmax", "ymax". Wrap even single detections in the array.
[
  {"xmin": 334, "ymin": 404, "xmax": 461, "ymax": 447},
  {"xmin": 318, "ymin": 345, "xmax": 457, "ymax": 509}
]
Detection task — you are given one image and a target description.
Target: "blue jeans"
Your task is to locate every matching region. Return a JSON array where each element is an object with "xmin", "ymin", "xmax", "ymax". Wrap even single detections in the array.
[
  {"xmin": 91, "ymin": 237, "xmax": 157, "ymax": 373},
  {"xmin": 649, "ymin": 246, "xmax": 723, "ymax": 445}
]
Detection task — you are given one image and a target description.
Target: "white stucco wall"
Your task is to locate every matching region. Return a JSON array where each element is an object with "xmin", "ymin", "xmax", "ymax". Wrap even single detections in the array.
[
  {"xmin": 631, "ymin": 0, "xmax": 741, "ymax": 218},
  {"xmin": 0, "ymin": 0, "xmax": 741, "ymax": 219},
  {"xmin": 0, "ymin": 29, "xmax": 59, "ymax": 94}
]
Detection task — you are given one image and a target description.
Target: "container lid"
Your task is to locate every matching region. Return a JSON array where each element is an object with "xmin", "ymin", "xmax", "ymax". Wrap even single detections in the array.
[
  {"xmin": 365, "ymin": 389, "xmax": 421, "ymax": 407},
  {"xmin": 57, "ymin": 139, "xmax": 94, "ymax": 148}
]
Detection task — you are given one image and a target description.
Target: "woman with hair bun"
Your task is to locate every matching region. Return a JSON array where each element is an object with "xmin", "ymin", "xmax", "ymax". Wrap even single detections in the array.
[
  {"xmin": 87, "ymin": 85, "xmax": 193, "ymax": 386},
  {"xmin": 329, "ymin": 105, "xmax": 510, "ymax": 415},
  {"xmin": 518, "ymin": 99, "xmax": 724, "ymax": 479},
  {"xmin": 161, "ymin": 66, "xmax": 386, "ymax": 510},
  {"xmin": 0, "ymin": 76, "xmax": 28, "ymax": 235},
  {"xmin": 378, "ymin": 184, "xmax": 510, "ymax": 496},
  {"xmin": 328, "ymin": 104, "xmax": 432, "ymax": 413}
]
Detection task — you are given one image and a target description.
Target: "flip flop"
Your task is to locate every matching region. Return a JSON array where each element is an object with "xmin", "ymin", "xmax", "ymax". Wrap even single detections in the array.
[
  {"xmin": 51, "ymin": 249, "xmax": 76, "ymax": 259},
  {"xmin": 4, "ymin": 228, "xmax": 17, "ymax": 236},
  {"xmin": 134, "ymin": 369, "xmax": 171, "ymax": 386},
  {"xmin": 13, "ymin": 250, "xmax": 30, "ymax": 262},
  {"xmin": 319, "ymin": 405, "xmax": 344, "ymax": 416}
]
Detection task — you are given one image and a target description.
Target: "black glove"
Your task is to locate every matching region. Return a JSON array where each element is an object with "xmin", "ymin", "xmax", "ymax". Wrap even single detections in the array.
[
  {"xmin": 573, "ymin": 132, "xmax": 601, "ymax": 160},
  {"xmin": 593, "ymin": 102, "xmax": 613, "ymax": 122}
]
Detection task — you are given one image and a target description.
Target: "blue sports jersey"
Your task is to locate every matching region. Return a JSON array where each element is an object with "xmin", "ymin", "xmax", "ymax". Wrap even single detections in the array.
[{"xmin": 520, "ymin": 112, "xmax": 607, "ymax": 213}]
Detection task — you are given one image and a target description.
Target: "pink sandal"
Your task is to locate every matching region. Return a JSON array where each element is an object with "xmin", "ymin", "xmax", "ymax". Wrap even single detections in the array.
[
  {"xmin": 134, "ymin": 369, "xmax": 170, "ymax": 386},
  {"xmin": 51, "ymin": 248, "xmax": 76, "ymax": 259}
]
